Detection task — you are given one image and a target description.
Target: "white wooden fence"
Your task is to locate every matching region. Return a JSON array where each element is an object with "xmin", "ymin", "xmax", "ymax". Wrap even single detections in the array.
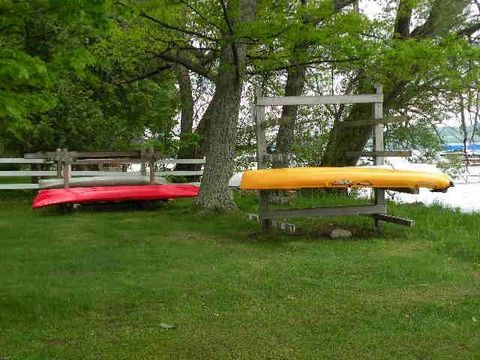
[{"xmin": 0, "ymin": 155, "xmax": 205, "ymax": 190}]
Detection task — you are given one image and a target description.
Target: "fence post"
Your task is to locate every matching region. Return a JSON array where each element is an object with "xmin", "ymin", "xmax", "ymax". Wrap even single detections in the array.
[
  {"xmin": 140, "ymin": 148, "xmax": 147, "ymax": 176},
  {"xmin": 56, "ymin": 148, "xmax": 62, "ymax": 179},
  {"xmin": 148, "ymin": 146, "xmax": 155, "ymax": 184},
  {"xmin": 63, "ymin": 148, "xmax": 70, "ymax": 189}
]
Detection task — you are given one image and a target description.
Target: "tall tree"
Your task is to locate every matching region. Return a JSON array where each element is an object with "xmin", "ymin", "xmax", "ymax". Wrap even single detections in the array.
[
  {"xmin": 273, "ymin": 0, "xmax": 358, "ymax": 168},
  {"xmin": 0, "ymin": 0, "xmax": 178, "ymax": 154},
  {"xmin": 196, "ymin": 0, "xmax": 257, "ymax": 210},
  {"xmin": 175, "ymin": 65, "xmax": 200, "ymax": 173},
  {"xmin": 0, "ymin": 0, "xmax": 108, "ymax": 152},
  {"xmin": 125, "ymin": 0, "xmax": 258, "ymax": 210},
  {"xmin": 321, "ymin": 0, "xmax": 480, "ymax": 166}
]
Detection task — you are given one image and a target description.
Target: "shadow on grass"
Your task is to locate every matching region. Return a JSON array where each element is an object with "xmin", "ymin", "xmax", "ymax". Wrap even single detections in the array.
[{"xmin": 31, "ymin": 192, "xmax": 410, "ymax": 246}]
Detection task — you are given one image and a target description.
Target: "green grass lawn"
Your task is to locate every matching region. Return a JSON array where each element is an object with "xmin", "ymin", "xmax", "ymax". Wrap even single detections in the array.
[{"xmin": 0, "ymin": 192, "xmax": 479, "ymax": 359}]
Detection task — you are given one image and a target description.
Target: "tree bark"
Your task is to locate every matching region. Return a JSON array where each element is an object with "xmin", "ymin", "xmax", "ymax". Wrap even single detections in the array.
[
  {"xmin": 459, "ymin": 94, "xmax": 470, "ymax": 166},
  {"xmin": 322, "ymin": 0, "xmax": 412, "ymax": 166},
  {"xmin": 273, "ymin": 0, "xmax": 357, "ymax": 168},
  {"xmin": 177, "ymin": 66, "xmax": 194, "ymax": 142},
  {"xmin": 321, "ymin": 95, "xmax": 375, "ymax": 166},
  {"xmin": 273, "ymin": 43, "xmax": 307, "ymax": 168},
  {"xmin": 322, "ymin": 78, "xmax": 412, "ymax": 166},
  {"xmin": 175, "ymin": 65, "xmax": 199, "ymax": 174},
  {"xmin": 394, "ymin": 0, "xmax": 413, "ymax": 38},
  {"xmin": 195, "ymin": 0, "xmax": 257, "ymax": 211}
]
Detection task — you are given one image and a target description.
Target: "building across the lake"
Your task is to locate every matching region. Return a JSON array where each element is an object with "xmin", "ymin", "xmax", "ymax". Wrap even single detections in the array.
[{"xmin": 442, "ymin": 143, "xmax": 480, "ymax": 154}]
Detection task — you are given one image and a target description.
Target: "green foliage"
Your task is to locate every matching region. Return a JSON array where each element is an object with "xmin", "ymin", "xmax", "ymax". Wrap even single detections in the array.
[
  {"xmin": 0, "ymin": 0, "xmax": 179, "ymax": 154},
  {"xmin": 291, "ymin": 129, "xmax": 330, "ymax": 166},
  {"xmin": 1, "ymin": 0, "xmax": 479, "ymax": 160},
  {"xmin": 436, "ymin": 153, "xmax": 467, "ymax": 179},
  {"xmin": 0, "ymin": 0, "xmax": 103, "ymax": 151},
  {"xmin": 386, "ymin": 120, "xmax": 442, "ymax": 151}
]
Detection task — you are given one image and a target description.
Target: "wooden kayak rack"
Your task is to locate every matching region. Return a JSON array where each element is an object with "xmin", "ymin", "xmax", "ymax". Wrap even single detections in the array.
[
  {"xmin": 23, "ymin": 148, "xmax": 205, "ymax": 189},
  {"xmin": 24, "ymin": 148, "xmax": 163, "ymax": 188},
  {"xmin": 253, "ymin": 84, "xmax": 415, "ymax": 231}
]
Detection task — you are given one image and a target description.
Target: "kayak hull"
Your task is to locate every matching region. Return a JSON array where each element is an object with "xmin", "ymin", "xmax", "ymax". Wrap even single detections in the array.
[
  {"xmin": 239, "ymin": 167, "xmax": 452, "ymax": 191},
  {"xmin": 32, "ymin": 184, "xmax": 199, "ymax": 209}
]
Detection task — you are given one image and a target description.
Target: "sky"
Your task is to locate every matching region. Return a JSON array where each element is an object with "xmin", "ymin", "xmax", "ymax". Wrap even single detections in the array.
[{"xmin": 359, "ymin": 0, "xmax": 384, "ymax": 17}]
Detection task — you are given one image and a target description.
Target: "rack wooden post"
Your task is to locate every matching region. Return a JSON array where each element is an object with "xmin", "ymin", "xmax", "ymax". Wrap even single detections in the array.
[
  {"xmin": 373, "ymin": 84, "xmax": 385, "ymax": 229},
  {"xmin": 255, "ymin": 87, "xmax": 271, "ymax": 231}
]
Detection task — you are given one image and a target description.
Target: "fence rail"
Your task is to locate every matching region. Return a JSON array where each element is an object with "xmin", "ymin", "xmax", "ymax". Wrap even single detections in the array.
[
  {"xmin": 0, "ymin": 158, "xmax": 49, "ymax": 164},
  {"xmin": 0, "ymin": 154, "xmax": 205, "ymax": 190}
]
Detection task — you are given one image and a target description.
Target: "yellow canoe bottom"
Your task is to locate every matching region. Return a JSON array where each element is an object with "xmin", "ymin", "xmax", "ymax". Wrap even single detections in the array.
[{"xmin": 239, "ymin": 167, "xmax": 452, "ymax": 191}]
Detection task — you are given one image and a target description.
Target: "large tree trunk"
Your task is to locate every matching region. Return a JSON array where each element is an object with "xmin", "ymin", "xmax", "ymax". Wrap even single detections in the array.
[
  {"xmin": 459, "ymin": 94, "xmax": 470, "ymax": 166},
  {"xmin": 273, "ymin": 0, "xmax": 357, "ymax": 168},
  {"xmin": 195, "ymin": 68, "xmax": 241, "ymax": 210},
  {"xmin": 195, "ymin": 0, "xmax": 256, "ymax": 211},
  {"xmin": 321, "ymin": 103, "xmax": 375, "ymax": 166},
  {"xmin": 321, "ymin": 0, "xmax": 413, "ymax": 167},
  {"xmin": 322, "ymin": 78, "xmax": 411, "ymax": 166},
  {"xmin": 273, "ymin": 0, "xmax": 308, "ymax": 168},
  {"xmin": 175, "ymin": 65, "xmax": 198, "ymax": 173},
  {"xmin": 273, "ymin": 43, "xmax": 307, "ymax": 168}
]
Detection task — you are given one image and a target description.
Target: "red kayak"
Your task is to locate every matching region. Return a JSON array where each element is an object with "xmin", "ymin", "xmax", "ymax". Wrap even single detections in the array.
[{"xmin": 32, "ymin": 184, "xmax": 199, "ymax": 209}]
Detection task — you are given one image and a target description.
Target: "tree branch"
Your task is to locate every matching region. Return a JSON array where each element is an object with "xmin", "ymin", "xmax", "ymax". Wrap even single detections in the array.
[
  {"xmin": 158, "ymin": 52, "xmax": 214, "ymax": 81},
  {"xmin": 393, "ymin": 0, "xmax": 413, "ymax": 38},
  {"xmin": 234, "ymin": 28, "xmax": 290, "ymax": 44},
  {"xmin": 218, "ymin": 0, "xmax": 234, "ymax": 35},
  {"xmin": 218, "ymin": 0, "xmax": 241, "ymax": 80},
  {"xmin": 333, "ymin": 0, "xmax": 358, "ymax": 12},
  {"xmin": 457, "ymin": 22, "xmax": 480, "ymax": 37},
  {"xmin": 139, "ymin": 10, "xmax": 218, "ymax": 43},
  {"xmin": 410, "ymin": 0, "xmax": 470, "ymax": 38},
  {"xmin": 248, "ymin": 57, "xmax": 360, "ymax": 74},
  {"xmin": 176, "ymin": 0, "xmax": 222, "ymax": 31}
]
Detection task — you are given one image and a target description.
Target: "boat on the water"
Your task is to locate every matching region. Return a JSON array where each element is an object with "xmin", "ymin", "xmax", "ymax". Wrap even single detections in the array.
[{"xmin": 32, "ymin": 184, "xmax": 200, "ymax": 208}]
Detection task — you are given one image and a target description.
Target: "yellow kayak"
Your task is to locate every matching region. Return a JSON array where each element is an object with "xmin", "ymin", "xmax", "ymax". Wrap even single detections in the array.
[{"xmin": 239, "ymin": 167, "xmax": 452, "ymax": 191}]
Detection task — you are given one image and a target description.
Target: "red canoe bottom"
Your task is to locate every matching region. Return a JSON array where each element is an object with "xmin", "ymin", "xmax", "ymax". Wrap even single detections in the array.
[{"xmin": 32, "ymin": 184, "xmax": 200, "ymax": 209}]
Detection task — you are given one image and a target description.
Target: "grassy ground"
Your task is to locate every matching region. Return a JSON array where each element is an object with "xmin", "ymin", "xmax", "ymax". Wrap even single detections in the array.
[{"xmin": 0, "ymin": 191, "xmax": 479, "ymax": 359}]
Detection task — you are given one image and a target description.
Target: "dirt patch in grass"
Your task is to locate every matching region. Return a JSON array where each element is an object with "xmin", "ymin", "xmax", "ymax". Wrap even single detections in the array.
[
  {"xmin": 45, "ymin": 338, "xmax": 68, "ymax": 346},
  {"xmin": 378, "ymin": 241, "xmax": 433, "ymax": 257},
  {"xmin": 245, "ymin": 223, "xmax": 380, "ymax": 242},
  {"xmin": 308, "ymin": 223, "xmax": 377, "ymax": 240}
]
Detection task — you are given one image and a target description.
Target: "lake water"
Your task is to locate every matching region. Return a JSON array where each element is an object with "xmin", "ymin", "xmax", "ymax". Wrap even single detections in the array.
[
  {"xmin": 361, "ymin": 157, "xmax": 480, "ymax": 213},
  {"xmin": 443, "ymin": 143, "xmax": 480, "ymax": 153}
]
